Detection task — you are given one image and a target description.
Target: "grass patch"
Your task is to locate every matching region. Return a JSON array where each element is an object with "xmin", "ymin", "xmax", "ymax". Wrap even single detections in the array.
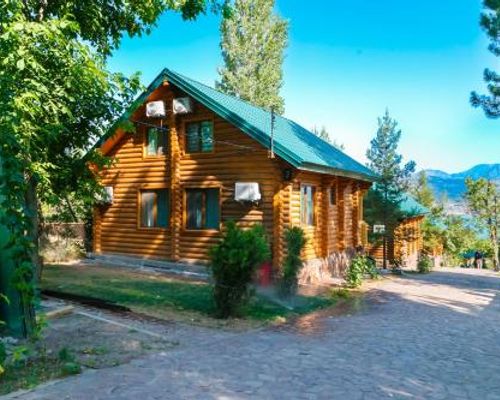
[
  {"xmin": 0, "ymin": 357, "xmax": 66, "ymax": 396},
  {"xmin": 42, "ymin": 264, "xmax": 335, "ymax": 328}
]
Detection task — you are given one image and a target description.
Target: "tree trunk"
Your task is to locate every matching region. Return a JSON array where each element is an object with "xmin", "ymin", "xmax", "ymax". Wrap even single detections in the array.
[
  {"xmin": 25, "ymin": 177, "xmax": 43, "ymax": 289},
  {"xmin": 492, "ymin": 231, "xmax": 499, "ymax": 272}
]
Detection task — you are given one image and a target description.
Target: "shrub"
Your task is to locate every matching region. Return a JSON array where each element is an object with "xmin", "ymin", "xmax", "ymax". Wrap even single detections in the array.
[
  {"xmin": 279, "ymin": 227, "xmax": 306, "ymax": 298},
  {"xmin": 330, "ymin": 288, "xmax": 351, "ymax": 299},
  {"xmin": 345, "ymin": 255, "xmax": 379, "ymax": 288},
  {"xmin": 61, "ymin": 362, "xmax": 81, "ymax": 376},
  {"xmin": 417, "ymin": 254, "xmax": 433, "ymax": 274},
  {"xmin": 58, "ymin": 347, "xmax": 74, "ymax": 363},
  {"xmin": 209, "ymin": 222, "xmax": 270, "ymax": 318}
]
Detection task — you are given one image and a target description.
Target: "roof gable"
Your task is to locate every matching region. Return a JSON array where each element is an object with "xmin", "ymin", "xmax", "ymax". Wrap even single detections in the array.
[
  {"xmin": 399, "ymin": 194, "xmax": 429, "ymax": 217},
  {"xmin": 99, "ymin": 68, "xmax": 377, "ymax": 182}
]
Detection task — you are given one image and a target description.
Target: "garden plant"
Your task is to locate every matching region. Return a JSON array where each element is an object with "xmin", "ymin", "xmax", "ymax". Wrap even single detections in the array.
[{"xmin": 209, "ymin": 222, "xmax": 270, "ymax": 318}]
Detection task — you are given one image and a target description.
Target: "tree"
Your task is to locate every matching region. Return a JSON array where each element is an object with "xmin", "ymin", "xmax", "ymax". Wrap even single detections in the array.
[
  {"xmin": 471, "ymin": 0, "xmax": 500, "ymax": 118},
  {"xmin": 465, "ymin": 178, "xmax": 499, "ymax": 270},
  {"xmin": 441, "ymin": 215, "xmax": 488, "ymax": 267},
  {"xmin": 311, "ymin": 126, "xmax": 345, "ymax": 150},
  {"xmin": 365, "ymin": 110, "xmax": 416, "ymax": 268},
  {"xmin": 0, "ymin": 0, "xmax": 221, "ymax": 337},
  {"xmin": 410, "ymin": 171, "xmax": 446, "ymax": 256},
  {"xmin": 411, "ymin": 171, "xmax": 435, "ymax": 210},
  {"xmin": 1, "ymin": 1, "xmax": 227, "ymax": 56},
  {"xmin": 216, "ymin": 0, "xmax": 288, "ymax": 114}
]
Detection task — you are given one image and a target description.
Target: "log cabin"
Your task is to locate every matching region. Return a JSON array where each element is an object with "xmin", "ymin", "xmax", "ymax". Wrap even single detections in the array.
[
  {"xmin": 92, "ymin": 69, "xmax": 377, "ymax": 283},
  {"xmin": 366, "ymin": 194, "xmax": 428, "ymax": 269}
]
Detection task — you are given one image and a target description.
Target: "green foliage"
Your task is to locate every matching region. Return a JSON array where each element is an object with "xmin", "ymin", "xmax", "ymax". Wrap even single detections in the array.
[
  {"xmin": 417, "ymin": 254, "xmax": 433, "ymax": 274},
  {"xmin": 217, "ymin": 0, "xmax": 288, "ymax": 114},
  {"xmin": 330, "ymin": 288, "xmax": 351, "ymax": 299},
  {"xmin": 1, "ymin": 0, "xmax": 225, "ymax": 337},
  {"xmin": 471, "ymin": 0, "xmax": 500, "ymax": 118},
  {"xmin": 209, "ymin": 222, "xmax": 270, "ymax": 318},
  {"xmin": 440, "ymin": 215, "xmax": 487, "ymax": 266},
  {"xmin": 57, "ymin": 348, "xmax": 74, "ymax": 363},
  {"xmin": 410, "ymin": 171, "xmax": 446, "ymax": 255},
  {"xmin": 364, "ymin": 110, "xmax": 416, "ymax": 259},
  {"xmin": 278, "ymin": 227, "xmax": 306, "ymax": 297},
  {"xmin": 464, "ymin": 178, "xmax": 499, "ymax": 270},
  {"xmin": 412, "ymin": 171, "xmax": 435, "ymax": 210},
  {"xmin": 2, "ymin": 1, "xmax": 226, "ymax": 56},
  {"xmin": 61, "ymin": 362, "xmax": 81, "ymax": 376},
  {"xmin": 345, "ymin": 255, "xmax": 378, "ymax": 288},
  {"xmin": 366, "ymin": 110, "xmax": 416, "ymax": 202}
]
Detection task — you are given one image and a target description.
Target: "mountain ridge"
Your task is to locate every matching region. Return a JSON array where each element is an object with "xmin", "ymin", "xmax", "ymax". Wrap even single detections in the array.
[{"xmin": 421, "ymin": 163, "xmax": 500, "ymax": 204}]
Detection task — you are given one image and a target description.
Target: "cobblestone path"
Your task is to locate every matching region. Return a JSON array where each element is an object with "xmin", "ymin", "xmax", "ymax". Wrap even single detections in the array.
[{"xmin": 7, "ymin": 268, "xmax": 500, "ymax": 400}]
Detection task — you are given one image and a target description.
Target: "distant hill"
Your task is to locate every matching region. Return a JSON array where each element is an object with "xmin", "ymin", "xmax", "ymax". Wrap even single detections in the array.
[{"xmin": 422, "ymin": 164, "xmax": 500, "ymax": 206}]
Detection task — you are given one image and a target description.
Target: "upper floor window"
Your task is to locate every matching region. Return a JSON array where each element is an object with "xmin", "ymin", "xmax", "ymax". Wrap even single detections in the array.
[
  {"xmin": 140, "ymin": 189, "xmax": 169, "ymax": 228},
  {"xmin": 329, "ymin": 186, "xmax": 337, "ymax": 206},
  {"xmin": 186, "ymin": 121, "xmax": 213, "ymax": 153},
  {"xmin": 185, "ymin": 188, "xmax": 220, "ymax": 230},
  {"xmin": 300, "ymin": 185, "xmax": 316, "ymax": 226},
  {"xmin": 146, "ymin": 127, "xmax": 167, "ymax": 156}
]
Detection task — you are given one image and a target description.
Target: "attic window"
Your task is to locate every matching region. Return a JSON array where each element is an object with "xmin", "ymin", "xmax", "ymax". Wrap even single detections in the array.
[
  {"xmin": 146, "ymin": 127, "xmax": 167, "ymax": 156},
  {"xmin": 186, "ymin": 121, "xmax": 213, "ymax": 153}
]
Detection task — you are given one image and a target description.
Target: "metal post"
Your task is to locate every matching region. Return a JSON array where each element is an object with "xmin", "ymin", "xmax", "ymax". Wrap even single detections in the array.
[{"xmin": 269, "ymin": 107, "xmax": 275, "ymax": 159}]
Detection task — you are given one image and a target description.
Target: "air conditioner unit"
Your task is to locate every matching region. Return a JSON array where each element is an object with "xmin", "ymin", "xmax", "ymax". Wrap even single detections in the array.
[
  {"xmin": 235, "ymin": 182, "xmax": 261, "ymax": 202},
  {"xmin": 172, "ymin": 97, "xmax": 193, "ymax": 114},
  {"xmin": 146, "ymin": 100, "xmax": 166, "ymax": 118},
  {"xmin": 96, "ymin": 186, "xmax": 113, "ymax": 205}
]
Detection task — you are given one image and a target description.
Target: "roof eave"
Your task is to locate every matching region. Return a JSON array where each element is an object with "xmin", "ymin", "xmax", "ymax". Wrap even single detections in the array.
[{"xmin": 298, "ymin": 162, "xmax": 377, "ymax": 183}]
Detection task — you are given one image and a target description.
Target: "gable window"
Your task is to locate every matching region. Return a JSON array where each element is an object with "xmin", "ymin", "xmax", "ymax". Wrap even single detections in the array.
[
  {"xmin": 300, "ymin": 185, "xmax": 316, "ymax": 226},
  {"xmin": 186, "ymin": 121, "xmax": 213, "ymax": 153},
  {"xmin": 186, "ymin": 188, "xmax": 220, "ymax": 230},
  {"xmin": 329, "ymin": 186, "xmax": 337, "ymax": 206},
  {"xmin": 140, "ymin": 189, "xmax": 169, "ymax": 228},
  {"xmin": 146, "ymin": 127, "xmax": 167, "ymax": 156}
]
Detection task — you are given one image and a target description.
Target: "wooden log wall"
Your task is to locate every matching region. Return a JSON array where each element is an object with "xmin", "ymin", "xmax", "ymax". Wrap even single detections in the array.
[
  {"xmin": 96, "ymin": 128, "xmax": 173, "ymax": 260},
  {"xmin": 94, "ymin": 82, "xmax": 372, "ymax": 268}
]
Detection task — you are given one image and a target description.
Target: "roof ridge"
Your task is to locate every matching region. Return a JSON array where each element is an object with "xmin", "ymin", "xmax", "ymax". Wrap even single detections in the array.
[
  {"xmin": 165, "ymin": 68, "xmax": 275, "ymax": 115},
  {"xmin": 165, "ymin": 68, "xmax": 347, "ymax": 152}
]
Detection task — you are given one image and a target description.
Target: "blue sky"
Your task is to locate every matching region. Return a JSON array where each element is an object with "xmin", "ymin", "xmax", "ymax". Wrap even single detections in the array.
[{"xmin": 108, "ymin": 0, "xmax": 499, "ymax": 173}]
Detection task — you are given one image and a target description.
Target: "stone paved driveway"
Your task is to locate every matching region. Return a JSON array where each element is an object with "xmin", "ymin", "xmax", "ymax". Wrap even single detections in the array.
[{"xmin": 6, "ymin": 268, "xmax": 500, "ymax": 400}]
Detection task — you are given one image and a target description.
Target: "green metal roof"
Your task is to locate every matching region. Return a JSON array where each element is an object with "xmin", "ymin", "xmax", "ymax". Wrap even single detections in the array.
[
  {"xmin": 100, "ymin": 68, "xmax": 377, "ymax": 181},
  {"xmin": 399, "ymin": 194, "xmax": 429, "ymax": 217}
]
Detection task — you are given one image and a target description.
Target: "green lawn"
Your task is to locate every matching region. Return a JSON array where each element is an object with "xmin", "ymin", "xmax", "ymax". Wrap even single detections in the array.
[{"xmin": 42, "ymin": 264, "xmax": 335, "ymax": 328}]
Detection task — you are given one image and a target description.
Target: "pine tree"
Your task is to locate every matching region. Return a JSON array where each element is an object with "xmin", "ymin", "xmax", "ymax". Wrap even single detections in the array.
[
  {"xmin": 412, "ymin": 171, "xmax": 435, "ymax": 209},
  {"xmin": 312, "ymin": 126, "xmax": 331, "ymax": 143},
  {"xmin": 471, "ymin": 0, "xmax": 500, "ymax": 118},
  {"xmin": 365, "ymin": 110, "xmax": 416, "ymax": 268},
  {"xmin": 217, "ymin": 0, "xmax": 288, "ymax": 114},
  {"xmin": 311, "ymin": 126, "xmax": 345, "ymax": 150},
  {"xmin": 366, "ymin": 110, "xmax": 416, "ymax": 203}
]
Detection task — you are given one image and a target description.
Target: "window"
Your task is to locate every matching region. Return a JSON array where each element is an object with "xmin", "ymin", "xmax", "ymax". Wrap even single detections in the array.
[
  {"xmin": 300, "ymin": 185, "xmax": 316, "ymax": 226},
  {"xmin": 140, "ymin": 189, "xmax": 169, "ymax": 228},
  {"xmin": 146, "ymin": 127, "xmax": 167, "ymax": 156},
  {"xmin": 329, "ymin": 186, "xmax": 337, "ymax": 206},
  {"xmin": 186, "ymin": 121, "xmax": 213, "ymax": 153},
  {"xmin": 186, "ymin": 188, "xmax": 220, "ymax": 230}
]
